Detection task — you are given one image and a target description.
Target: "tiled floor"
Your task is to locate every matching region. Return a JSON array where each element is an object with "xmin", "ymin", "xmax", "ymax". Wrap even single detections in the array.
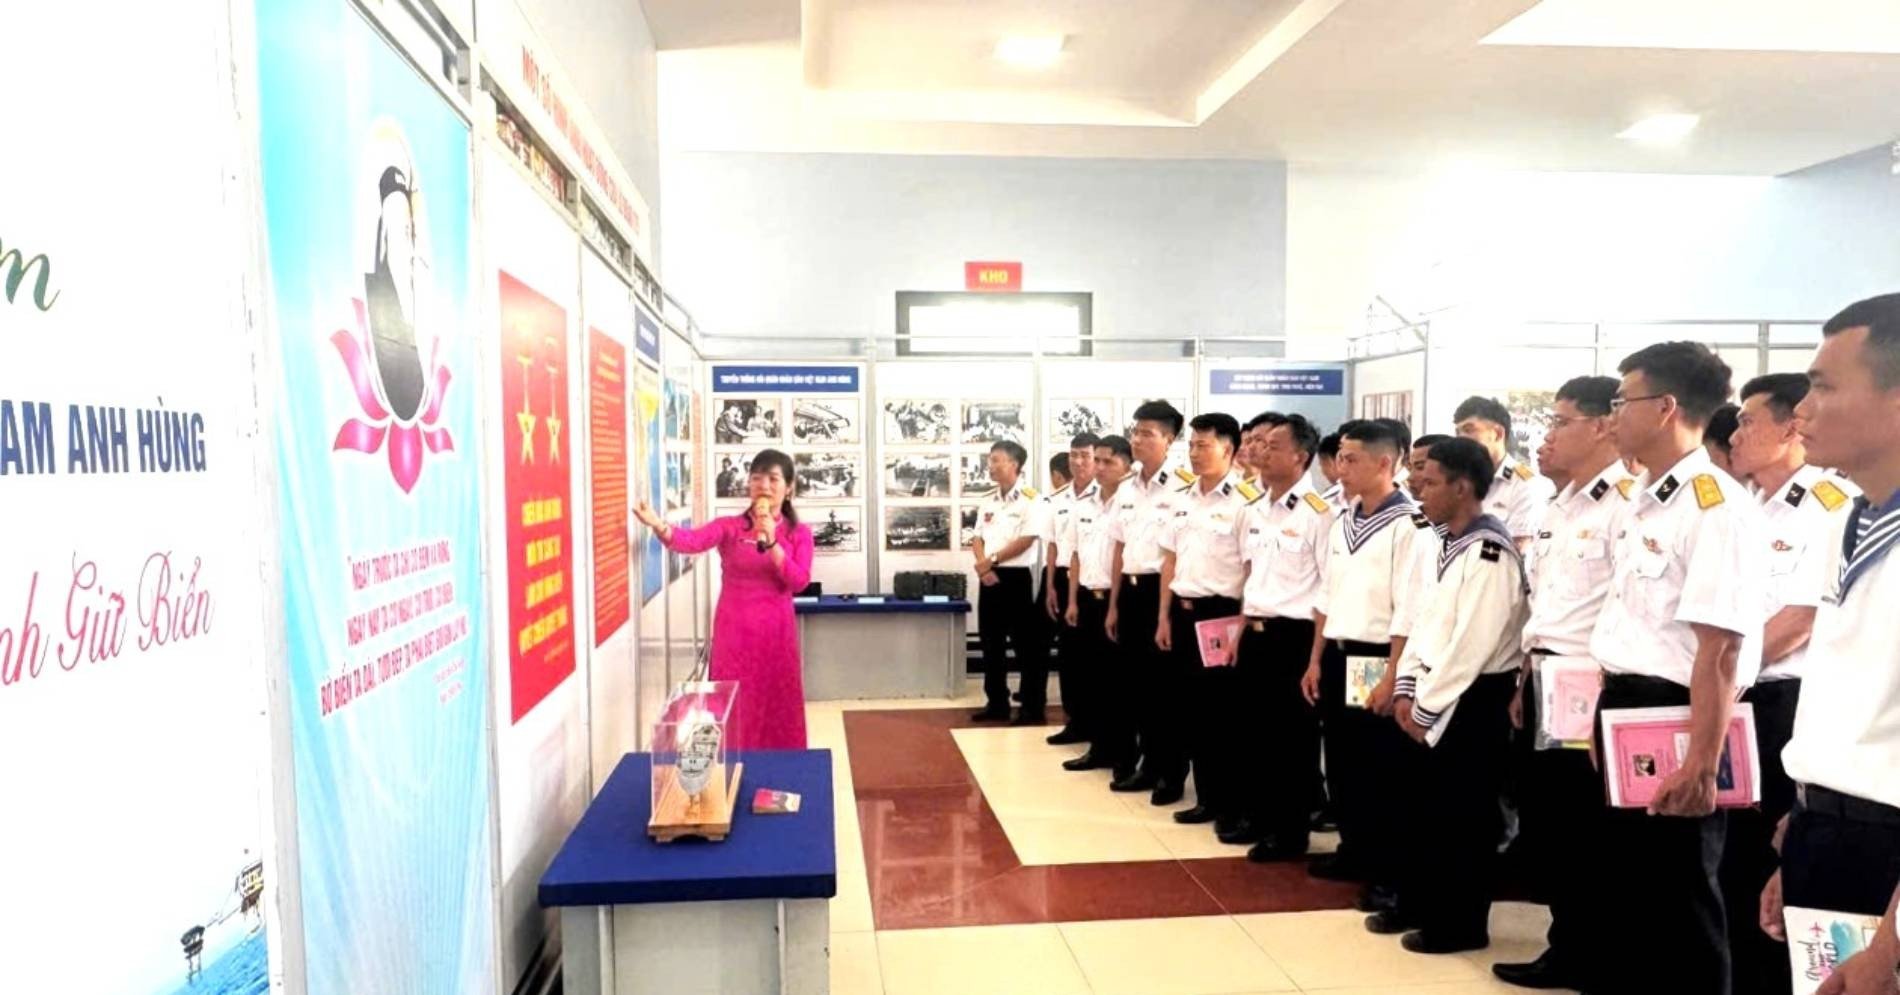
[{"xmin": 813, "ymin": 685, "xmax": 1575, "ymax": 995}]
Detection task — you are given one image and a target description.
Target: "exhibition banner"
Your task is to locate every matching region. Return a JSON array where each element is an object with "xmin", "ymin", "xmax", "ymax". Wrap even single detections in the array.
[
  {"xmin": 500, "ymin": 272, "xmax": 578, "ymax": 722},
  {"xmin": 634, "ymin": 302, "xmax": 663, "ymax": 368},
  {"xmin": 590, "ymin": 327, "xmax": 631, "ymax": 645},
  {"xmin": 256, "ymin": 0, "xmax": 494, "ymax": 991},
  {"xmin": 1, "ymin": 5, "xmax": 276, "ymax": 994},
  {"xmin": 712, "ymin": 364, "xmax": 861, "ymax": 393},
  {"xmin": 634, "ymin": 311, "xmax": 666, "ymax": 605},
  {"xmin": 1209, "ymin": 367, "xmax": 1345, "ymax": 396}
]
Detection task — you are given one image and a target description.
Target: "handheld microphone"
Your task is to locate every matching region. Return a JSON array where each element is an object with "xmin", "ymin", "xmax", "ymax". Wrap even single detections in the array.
[{"xmin": 752, "ymin": 496, "xmax": 774, "ymax": 552}]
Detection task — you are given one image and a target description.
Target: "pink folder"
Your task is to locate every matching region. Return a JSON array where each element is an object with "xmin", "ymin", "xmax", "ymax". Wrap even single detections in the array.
[
  {"xmin": 1535, "ymin": 657, "xmax": 1602, "ymax": 750},
  {"xmin": 1600, "ymin": 704, "xmax": 1760, "ymax": 809},
  {"xmin": 1195, "ymin": 616, "xmax": 1245, "ymax": 668}
]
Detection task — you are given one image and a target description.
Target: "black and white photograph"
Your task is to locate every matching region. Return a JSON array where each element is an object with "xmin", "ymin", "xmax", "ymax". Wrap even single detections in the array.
[
  {"xmin": 810, "ymin": 507, "xmax": 864, "ymax": 554},
  {"xmin": 962, "ymin": 401, "xmax": 1028, "ymax": 446},
  {"xmin": 713, "ymin": 451, "xmax": 756, "ymax": 500},
  {"xmin": 883, "ymin": 399, "xmax": 952, "ymax": 445},
  {"xmin": 883, "ymin": 453, "xmax": 952, "ymax": 498},
  {"xmin": 713, "ymin": 397, "xmax": 782, "ymax": 445},
  {"xmin": 1121, "ymin": 397, "xmax": 1189, "ymax": 436},
  {"xmin": 791, "ymin": 398, "xmax": 860, "ymax": 445},
  {"xmin": 664, "ymin": 452, "xmax": 688, "ymax": 513},
  {"xmin": 796, "ymin": 451, "xmax": 862, "ymax": 499},
  {"xmin": 959, "ymin": 452, "xmax": 998, "ymax": 499},
  {"xmin": 884, "ymin": 505, "xmax": 952, "ymax": 552},
  {"xmin": 959, "ymin": 506, "xmax": 980, "ymax": 549},
  {"xmin": 1050, "ymin": 399, "xmax": 1113, "ymax": 444},
  {"xmin": 664, "ymin": 378, "xmax": 693, "ymax": 442}
]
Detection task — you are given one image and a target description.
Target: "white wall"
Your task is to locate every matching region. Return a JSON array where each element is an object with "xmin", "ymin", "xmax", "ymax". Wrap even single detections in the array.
[
  {"xmin": 660, "ymin": 152, "xmax": 1287, "ymax": 340},
  {"xmin": 1287, "ymin": 145, "xmax": 1900, "ymax": 347},
  {"xmin": 517, "ymin": 0, "xmax": 662, "ymax": 259}
]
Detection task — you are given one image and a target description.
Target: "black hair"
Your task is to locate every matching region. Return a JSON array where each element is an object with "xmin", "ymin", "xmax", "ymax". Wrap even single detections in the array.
[
  {"xmin": 1069, "ymin": 432, "xmax": 1101, "ymax": 450},
  {"xmin": 1373, "ymin": 417, "xmax": 1412, "ymax": 453},
  {"xmin": 1453, "ymin": 396, "xmax": 1512, "ymax": 436},
  {"xmin": 1188, "ymin": 412, "xmax": 1242, "ymax": 452},
  {"xmin": 1704, "ymin": 404, "xmax": 1740, "ymax": 452},
  {"xmin": 1412, "ymin": 433, "xmax": 1453, "ymax": 452},
  {"xmin": 1050, "ymin": 452, "xmax": 1071, "ymax": 478},
  {"xmin": 1740, "ymin": 373, "xmax": 1810, "ymax": 422},
  {"xmin": 1823, "ymin": 292, "xmax": 1900, "ymax": 389},
  {"xmin": 1243, "ymin": 411, "xmax": 1276, "ymax": 433},
  {"xmin": 1426, "ymin": 437, "xmax": 1495, "ymax": 501},
  {"xmin": 749, "ymin": 449, "xmax": 799, "ymax": 527},
  {"xmin": 1094, "ymin": 434, "xmax": 1133, "ymax": 464},
  {"xmin": 990, "ymin": 440, "xmax": 1028, "ymax": 470},
  {"xmin": 1617, "ymin": 341, "xmax": 1733, "ymax": 427},
  {"xmin": 1556, "ymin": 375, "xmax": 1619, "ymax": 417},
  {"xmin": 1339, "ymin": 418, "xmax": 1407, "ymax": 457},
  {"xmin": 1317, "ymin": 432, "xmax": 1341, "ymax": 459},
  {"xmin": 1256, "ymin": 412, "xmax": 1320, "ymax": 469},
  {"xmin": 1131, "ymin": 399, "xmax": 1185, "ymax": 438}
]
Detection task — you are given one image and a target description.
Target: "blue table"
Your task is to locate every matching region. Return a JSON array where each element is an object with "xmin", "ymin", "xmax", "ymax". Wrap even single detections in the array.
[
  {"xmin": 541, "ymin": 751, "xmax": 837, "ymax": 995},
  {"xmin": 794, "ymin": 596, "xmax": 969, "ymax": 700}
]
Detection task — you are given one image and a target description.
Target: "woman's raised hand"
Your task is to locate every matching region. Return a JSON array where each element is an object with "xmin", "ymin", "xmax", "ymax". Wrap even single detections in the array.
[{"xmin": 632, "ymin": 501, "xmax": 664, "ymax": 531}]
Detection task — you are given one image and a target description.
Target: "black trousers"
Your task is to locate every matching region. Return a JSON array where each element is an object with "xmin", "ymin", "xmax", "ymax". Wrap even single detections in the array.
[
  {"xmin": 1782, "ymin": 786, "xmax": 1900, "ymax": 921},
  {"xmin": 1400, "ymin": 672, "xmax": 1519, "ymax": 938},
  {"xmin": 1238, "ymin": 616, "xmax": 1319, "ymax": 842},
  {"xmin": 1168, "ymin": 595, "xmax": 1243, "ymax": 813},
  {"xmin": 1075, "ymin": 587, "xmax": 1132, "ymax": 765},
  {"xmin": 1588, "ymin": 674, "xmax": 1730, "ymax": 995},
  {"xmin": 1048, "ymin": 567, "xmax": 1085, "ymax": 731},
  {"xmin": 1513, "ymin": 668, "xmax": 1606, "ymax": 973},
  {"xmin": 1320, "ymin": 639, "xmax": 1407, "ymax": 875},
  {"xmin": 1723, "ymin": 678, "xmax": 1801, "ymax": 995},
  {"xmin": 978, "ymin": 566, "xmax": 1047, "ymax": 712},
  {"xmin": 1116, "ymin": 573, "xmax": 1164, "ymax": 775}
]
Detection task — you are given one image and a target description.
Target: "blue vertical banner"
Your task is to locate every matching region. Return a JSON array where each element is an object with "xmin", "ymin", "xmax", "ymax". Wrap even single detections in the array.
[{"xmin": 256, "ymin": 2, "xmax": 494, "ymax": 992}]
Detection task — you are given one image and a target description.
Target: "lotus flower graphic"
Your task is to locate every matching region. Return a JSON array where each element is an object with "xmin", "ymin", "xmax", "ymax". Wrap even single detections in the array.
[{"xmin": 330, "ymin": 120, "xmax": 454, "ymax": 493}]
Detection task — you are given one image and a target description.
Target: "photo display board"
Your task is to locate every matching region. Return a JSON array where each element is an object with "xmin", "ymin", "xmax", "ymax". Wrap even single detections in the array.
[{"xmin": 711, "ymin": 364, "xmax": 869, "ymax": 593}]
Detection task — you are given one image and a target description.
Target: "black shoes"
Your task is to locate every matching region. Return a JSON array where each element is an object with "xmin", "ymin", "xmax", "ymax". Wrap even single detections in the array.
[
  {"xmin": 971, "ymin": 706, "xmax": 1011, "ymax": 723},
  {"xmin": 1009, "ymin": 709, "xmax": 1048, "ymax": 727},
  {"xmin": 1401, "ymin": 930, "xmax": 1488, "ymax": 955},
  {"xmin": 1492, "ymin": 953, "xmax": 1584, "ymax": 990},
  {"xmin": 1062, "ymin": 751, "xmax": 1111, "ymax": 772},
  {"xmin": 1110, "ymin": 769, "xmax": 1157, "ymax": 793},
  {"xmin": 1173, "ymin": 804, "xmax": 1217, "ymax": 825},
  {"xmin": 1149, "ymin": 781, "xmax": 1185, "ymax": 806},
  {"xmin": 1109, "ymin": 763, "xmax": 1138, "ymax": 783},
  {"xmin": 1354, "ymin": 884, "xmax": 1398, "ymax": 913},
  {"xmin": 1307, "ymin": 852, "xmax": 1368, "ymax": 883},
  {"xmin": 1363, "ymin": 910, "xmax": 1414, "ymax": 936},
  {"xmin": 1215, "ymin": 818, "xmax": 1260, "ymax": 845},
  {"xmin": 1245, "ymin": 835, "xmax": 1309, "ymax": 863},
  {"xmin": 1045, "ymin": 726, "xmax": 1088, "ymax": 745}
]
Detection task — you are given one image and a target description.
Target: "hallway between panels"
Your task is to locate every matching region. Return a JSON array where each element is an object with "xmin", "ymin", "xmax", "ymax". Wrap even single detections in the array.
[{"xmin": 810, "ymin": 686, "xmax": 1575, "ymax": 995}]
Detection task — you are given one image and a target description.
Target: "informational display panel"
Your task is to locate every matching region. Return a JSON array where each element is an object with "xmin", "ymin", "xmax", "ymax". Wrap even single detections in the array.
[
  {"xmin": 1199, "ymin": 361, "xmax": 1351, "ymax": 437},
  {"xmin": 256, "ymin": 1, "xmax": 494, "ymax": 992},
  {"xmin": 481, "ymin": 147, "xmax": 589, "ymax": 990},
  {"xmin": 581, "ymin": 251, "xmax": 638, "ymax": 792},
  {"xmin": 0, "ymin": 6, "xmax": 277, "ymax": 994},
  {"xmin": 710, "ymin": 363, "xmax": 870, "ymax": 593}
]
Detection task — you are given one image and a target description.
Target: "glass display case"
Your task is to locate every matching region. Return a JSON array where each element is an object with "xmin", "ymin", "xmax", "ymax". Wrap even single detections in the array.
[{"xmin": 649, "ymin": 680, "xmax": 741, "ymax": 842}]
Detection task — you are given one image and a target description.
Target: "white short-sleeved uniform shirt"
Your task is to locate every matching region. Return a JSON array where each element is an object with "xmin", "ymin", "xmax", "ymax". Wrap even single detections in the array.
[
  {"xmin": 1488, "ymin": 457, "xmax": 1556, "ymax": 543},
  {"xmin": 978, "ymin": 482, "xmax": 1044, "ymax": 569},
  {"xmin": 1588, "ymin": 448, "xmax": 1770, "ymax": 689},
  {"xmin": 1241, "ymin": 477, "xmax": 1332, "ymax": 620},
  {"xmin": 1159, "ymin": 471, "xmax": 1258, "ymax": 600},
  {"xmin": 1067, "ymin": 485, "xmax": 1121, "ymax": 591},
  {"xmin": 1043, "ymin": 480, "xmax": 1096, "ymax": 571},
  {"xmin": 1316, "ymin": 489, "xmax": 1435, "ymax": 645},
  {"xmin": 1523, "ymin": 463, "xmax": 1636, "ymax": 657},
  {"xmin": 1756, "ymin": 465, "xmax": 1857, "ymax": 681},
  {"xmin": 1395, "ymin": 516, "xmax": 1531, "ymax": 745},
  {"xmin": 1782, "ymin": 493, "xmax": 1900, "ymax": 808},
  {"xmin": 1107, "ymin": 459, "xmax": 1192, "ymax": 575}
]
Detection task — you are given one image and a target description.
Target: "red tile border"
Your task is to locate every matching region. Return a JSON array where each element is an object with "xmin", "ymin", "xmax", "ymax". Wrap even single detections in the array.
[{"xmin": 844, "ymin": 708, "xmax": 1360, "ymax": 930}]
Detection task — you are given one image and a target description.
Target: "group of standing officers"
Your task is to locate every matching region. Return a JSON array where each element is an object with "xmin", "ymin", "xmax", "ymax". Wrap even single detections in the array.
[{"xmin": 967, "ymin": 292, "xmax": 1900, "ymax": 995}]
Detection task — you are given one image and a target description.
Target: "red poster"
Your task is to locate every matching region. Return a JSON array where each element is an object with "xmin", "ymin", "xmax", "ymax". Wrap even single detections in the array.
[
  {"xmin": 500, "ymin": 271, "xmax": 576, "ymax": 723},
  {"xmin": 589, "ymin": 328, "xmax": 630, "ymax": 646}
]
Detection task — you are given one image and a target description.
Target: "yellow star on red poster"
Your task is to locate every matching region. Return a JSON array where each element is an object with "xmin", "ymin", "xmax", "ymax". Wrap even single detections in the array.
[
  {"xmin": 547, "ymin": 410, "xmax": 563, "ymax": 463},
  {"xmin": 517, "ymin": 409, "xmax": 537, "ymax": 463}
]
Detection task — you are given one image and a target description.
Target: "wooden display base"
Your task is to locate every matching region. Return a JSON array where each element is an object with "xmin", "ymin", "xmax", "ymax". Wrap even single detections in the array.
[{"xmin": 649, "ymin": 762, "xmax": 745, "ymax": 843}]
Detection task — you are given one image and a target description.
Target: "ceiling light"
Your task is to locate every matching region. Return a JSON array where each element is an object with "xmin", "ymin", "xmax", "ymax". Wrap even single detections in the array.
[
  {"xmin": 1618, "ymin": 113, "xmax": 1700, "ymax": 144},
  {"xmin": 995, "ymin": 35, "xmax": 1064, "ymax": 69}
]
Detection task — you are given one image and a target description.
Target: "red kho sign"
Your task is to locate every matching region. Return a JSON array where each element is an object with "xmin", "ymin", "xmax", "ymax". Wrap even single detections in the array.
[{"xmin": 965, "ymin": 261, "xmax": 1022, "ymax": 293}]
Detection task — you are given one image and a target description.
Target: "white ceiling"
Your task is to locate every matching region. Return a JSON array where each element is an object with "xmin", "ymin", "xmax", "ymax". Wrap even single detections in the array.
[{"xmin": 647, "ymin": 0, "xmax": 1900, "ymax": 175}]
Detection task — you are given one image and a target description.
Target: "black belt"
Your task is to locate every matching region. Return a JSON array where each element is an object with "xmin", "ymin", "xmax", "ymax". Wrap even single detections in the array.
[
  {"xmin": 992, "ymin": 566, "xmax": 1032, "ymax": 575},
  {"xmin": 1603, "ymin": 673, "xmax": 1684, "ymax": 692},
  {"xmin": 1085, "ymin": 588, "xmax": 1109, "ymax": 600},
  {"xmin": 1122, "ymin": 573, "xmax": 1155, "ymax": 586},
  {"xmin": 1332, "ymin": 639, "xmax": 1390, "ymax": 655},
  {"xmin": 1176, "ymin": 596, "xmax": 1237, "ymax": 612},
  {"xmin": 1800, "ymin": 784, "xmax": 1900, "ymax": 827}
]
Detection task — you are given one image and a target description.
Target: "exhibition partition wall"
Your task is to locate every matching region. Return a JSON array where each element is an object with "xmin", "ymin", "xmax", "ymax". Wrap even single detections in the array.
[{"xmin": 1, "ymin": 6, "xmax": 280, "ymax": 994}]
